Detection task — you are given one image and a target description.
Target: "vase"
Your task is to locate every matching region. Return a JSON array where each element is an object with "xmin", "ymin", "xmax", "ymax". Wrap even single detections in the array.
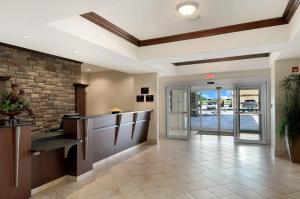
[
  {"xmin": 0, "ymin": 110, "xmax": 22, "ymax": 121},
  {"xmin": 285, "ymin": 127, "xmax": 300, "ymax": 163}
]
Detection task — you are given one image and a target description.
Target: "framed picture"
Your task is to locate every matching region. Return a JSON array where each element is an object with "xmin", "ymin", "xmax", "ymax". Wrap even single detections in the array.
[
  {"xmin": 146, "ymin": 95, "xmax": 154, "ymax": 102},
  {"xmin": 141, "ymin": 87, "xmax": 149, "ymax": 94},
  {"xmin": 136, "ymin": 95, "xmax": 144, "ymax": 102}
]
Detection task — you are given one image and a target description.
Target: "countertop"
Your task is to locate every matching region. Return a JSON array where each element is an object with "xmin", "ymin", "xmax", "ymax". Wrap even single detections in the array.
[{"xmin": 63, "ymin": 110, "xmax": 153, "ymax": 120}]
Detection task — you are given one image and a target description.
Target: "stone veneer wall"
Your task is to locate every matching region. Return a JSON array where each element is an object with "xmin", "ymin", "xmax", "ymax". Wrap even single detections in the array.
[{"xmin": 0, "ymin": 44, "xmax": 81, "ymax": 133}]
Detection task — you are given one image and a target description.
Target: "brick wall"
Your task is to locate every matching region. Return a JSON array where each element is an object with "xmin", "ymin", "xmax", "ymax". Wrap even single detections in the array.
[{"xmin": 0, "ymin": 44, "xmax": 81, "ymax": 133}]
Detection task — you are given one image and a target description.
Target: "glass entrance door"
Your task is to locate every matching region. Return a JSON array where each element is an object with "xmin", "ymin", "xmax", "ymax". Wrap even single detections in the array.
[
  {"xmin": 166, "ymin": 87, "xmax": 191, "ymax": 139},
  {"xmin": 191, "ymin": 88, "xmax": 234, "ymax": 134},
  {"xmin": 234, "ymin": 83, "xmax": 267, "ymax": 144}
]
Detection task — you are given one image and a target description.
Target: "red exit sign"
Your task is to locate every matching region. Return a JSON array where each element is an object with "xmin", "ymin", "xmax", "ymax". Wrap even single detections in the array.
[
  {"xmin": 205, "ymin": 73, "xmax": 215, "ymax": 80},
  {"xmin": 292, "ymin": 66, "xmax": 299, "ymax": 73}
]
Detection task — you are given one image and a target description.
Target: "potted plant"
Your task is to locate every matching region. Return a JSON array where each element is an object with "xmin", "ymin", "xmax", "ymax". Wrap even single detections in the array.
[
  {"xmin": 278, "ymin": 73, "xmax": 300, "ymax": 163},
  {"xmin": 0, "ymin": 83, "xmax": 34, "ymax": 121}
]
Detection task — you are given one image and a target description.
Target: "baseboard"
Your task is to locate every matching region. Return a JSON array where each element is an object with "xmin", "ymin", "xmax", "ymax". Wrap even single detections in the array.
[
  {"xmin": 93, "ymin": 142, "xmax": 147, "ymax": 168},
  {"xmin": 147, "ymin": 138, "xmax": 157, "ymax": 145},
  {"xmin": 275, "ymin": 149, "xmax": 289, "ymax": 159},
  {"xmin": 31, "ymin": 176, "xmax": 67, "ymax": 195},
  {"xmin": 66, "ymin": 170, "xmax": 93, "ymax": 182}
]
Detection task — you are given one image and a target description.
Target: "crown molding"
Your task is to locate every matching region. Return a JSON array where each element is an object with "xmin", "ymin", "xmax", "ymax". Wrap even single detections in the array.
[
  {"xmin": 140, "ymin": 18, "xmax": 287, "ymax": 46},
  {"xmin": 173, "ymin": 53, "xmax": 270, "ymax": 66},
  {"xmin": 81, "ymin": 0, "xmax": 299, "ymax": 47},
  {"xmin": 81, "ymin": 12, "xmax": 140, "ymax": 46},
  {"xmin": 283, "ymin": 0, "xmax": 300, "ymax": 22}
]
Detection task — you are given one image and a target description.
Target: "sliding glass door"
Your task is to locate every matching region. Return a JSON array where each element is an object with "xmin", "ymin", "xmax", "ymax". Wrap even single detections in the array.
[
  {"xmin": 166, "ymin": 87, "xmax": 191, "ymax": 139},
  {"xmin": 191, "ymin": 87, "xmax": 234, "ymax": 134}
]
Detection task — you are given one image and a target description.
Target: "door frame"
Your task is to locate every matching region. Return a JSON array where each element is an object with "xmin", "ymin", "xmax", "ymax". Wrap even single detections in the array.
[
  {"xmin": 233, "ymin": 82, "xmax": 267, "ymax": 144},
  {"xmin": 166, "ymin": 86, "xmax": 191, "ymax": 140}
]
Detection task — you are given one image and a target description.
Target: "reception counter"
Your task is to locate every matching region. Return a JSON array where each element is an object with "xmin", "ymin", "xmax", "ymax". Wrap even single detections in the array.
[
  {"xmin": 31, "ymin": 110, "xmax": 152, "ymax": 189},
  {"xmin": 0, "ymin": 121, "xmax": 32, "ymax": 199}
]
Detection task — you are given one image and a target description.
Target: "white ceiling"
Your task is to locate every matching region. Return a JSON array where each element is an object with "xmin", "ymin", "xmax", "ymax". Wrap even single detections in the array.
[
  {"xmin": 96, "ymin": 0, "xmax": 288, "ymax": 40},
  {"xmin": 0, "ymin": 0, "xmax": 299, "ymax": 77},
  {"xmin": 81, "ymin": 63, "xmax": 108, "ymax": 73}
]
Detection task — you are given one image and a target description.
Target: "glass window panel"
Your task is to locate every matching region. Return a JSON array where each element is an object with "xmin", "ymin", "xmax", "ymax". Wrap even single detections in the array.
[
  {"xmin": 220, "ymin": 90, "xmax": 234, "ymax": 131},
  {"xmin": 168, "ymin": 88, "xmax": 189, "ymax": 139},
  {"xmin": 239, "ymin": 89, "xmax": 260, "ymax": 112}
]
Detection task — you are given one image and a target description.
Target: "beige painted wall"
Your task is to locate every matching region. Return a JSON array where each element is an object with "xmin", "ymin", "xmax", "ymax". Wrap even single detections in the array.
[
  {"xmin": 86, "ymin": 71, "xmax": 134, "ymax": 114},
  {"xmin": 271, "ymin": 58, "xmax": 300, "ymax": 157},
  {"xmin": 159, "ymin": 69, "xmax": 272, "ymax": 141},
  {"xmin": 133, "ymin": 73, "xmax": 159, "ymax": 144},
  {"xmin": 81, "ymin": 72, "xmax": 89, "ymax": 84},
  {"xmin": 84, "ymin": 71, "xmax": 159, "ymax": 144}
]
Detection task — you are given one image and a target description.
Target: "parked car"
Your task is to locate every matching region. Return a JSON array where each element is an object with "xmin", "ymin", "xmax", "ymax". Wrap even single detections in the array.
[
  {"xmin": 242, "ymin": 100, "xmax": 257, "ymax": 109},
  {"xmin": 207, "ymin": 102, "xmax": 217, "ymax": 110}
]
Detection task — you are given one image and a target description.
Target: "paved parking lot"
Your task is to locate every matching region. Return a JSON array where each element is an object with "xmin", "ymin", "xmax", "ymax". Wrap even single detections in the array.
[{"xmin": 191, "ymin": 115, "xmax": 259, "ymax": 131}]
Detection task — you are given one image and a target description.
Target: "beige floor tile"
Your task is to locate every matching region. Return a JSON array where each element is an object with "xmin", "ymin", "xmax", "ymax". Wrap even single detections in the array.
[
  {"xmin": 190, "ymin": 189, "xmax": 217, "ymax": 199},
  {"xmin": 31, "ymin": 136, "xmax": 300, "ymax": 199}
]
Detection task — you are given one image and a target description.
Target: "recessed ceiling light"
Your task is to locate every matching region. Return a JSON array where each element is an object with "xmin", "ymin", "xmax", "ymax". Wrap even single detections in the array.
[
  {"xmin": 177, "ymin": 1, "xmax": 199, "ymax": 16},
  {"xmin": 73, "ymin": 50, "xmax": 80, "ymax": 53},
  {"xmin": 22, "ymin": 35, "xmax": 30, "ymax": 38},
  {"xmin": 86, "ymin": 68, "xmax": 91, "ymax": 72}
]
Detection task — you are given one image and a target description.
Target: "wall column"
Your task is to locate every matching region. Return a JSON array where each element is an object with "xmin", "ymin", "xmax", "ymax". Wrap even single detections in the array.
[{"xmin": 271, "ymin": 58, "xmax": 300, "ymax": 157}]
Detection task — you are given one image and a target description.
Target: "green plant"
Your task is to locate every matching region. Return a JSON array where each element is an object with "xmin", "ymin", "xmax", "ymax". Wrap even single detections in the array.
[
  {"xmin": 0, "ymin": 83, "xmax": 34, "ymax": 118},
  {"xmin": 278, "ymin": 73, "xmax": 300, "ymax": 146}
]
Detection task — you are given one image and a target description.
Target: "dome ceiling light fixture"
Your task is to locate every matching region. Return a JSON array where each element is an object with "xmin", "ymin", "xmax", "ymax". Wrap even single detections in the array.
[{"xmin": 176, "ymin": 1, "xmax": 199, "ymax": 17}]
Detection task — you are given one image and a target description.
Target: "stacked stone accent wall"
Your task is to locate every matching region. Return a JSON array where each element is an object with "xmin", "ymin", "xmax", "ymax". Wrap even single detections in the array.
[{"xmin": 0, "ymin": 45, "xmax": 81, "ymax": 133}]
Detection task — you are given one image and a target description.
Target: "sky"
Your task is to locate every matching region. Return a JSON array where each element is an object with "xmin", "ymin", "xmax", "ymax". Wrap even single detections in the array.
[{"xmin": 198, "ymin": 90, "xmax": 232, "ymax": 100}]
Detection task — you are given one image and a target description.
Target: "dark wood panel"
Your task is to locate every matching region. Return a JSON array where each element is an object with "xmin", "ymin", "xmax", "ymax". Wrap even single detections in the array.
[
  {"xmin": 92, "ymin": 128, "xmax": 116, "ymax": 162},
  {"xmin": 64, "ymin": 119, "xmax": 93, "ymax": 176},
  {"xmin": 136, "ymin": 111, "xmax": 150, "ymax": 121},
  {"xmin": 139, "ymin": 18, "xmax": 287, "ymax": 46},
  {"xmin": 81, "ymin": 12, "xmax": 140, "ymax": 46},
  {"xmin": 173, "ymin": 53, "xmax": 270, "ymax": 66},
  {"xmin": 115, "ymin": 125, "xmax": 133, "ymax": 153},
  {"xmin": 0, "ymin": 126, "xmax": 32, "ymax": 199},
  {"xmin": 283, "ymin": 0, "xmax": 300, "ymax": 22},
  {"xmin": 0, "ymin": 42, "xmax": 82, "ymax": 64},
  {"xmin": 132, "ymin": 121, "xmax": 149, "ymax": 146},
  {"xmin": 74, "ymin": 84, "xmax": 89, "ymax": 115},
  {"xmin": 31, "ymin": 149, "xmax": 66, "ymax": 189},
  {"xmin": 120, "ymin": 113, "xmax": 134, "ymax": 124},
  {"xmin": 93, "ymin": 115, "xmax": 118, "ymax": 129}
]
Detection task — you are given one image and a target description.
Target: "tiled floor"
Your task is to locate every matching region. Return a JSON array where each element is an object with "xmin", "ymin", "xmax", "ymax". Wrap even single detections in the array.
[{"xmin": 32, "ymin": 135, "xmax": 300, "ymax": 199}]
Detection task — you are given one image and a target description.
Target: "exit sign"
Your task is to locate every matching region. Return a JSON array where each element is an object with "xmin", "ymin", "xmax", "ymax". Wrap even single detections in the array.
[
  {"xmin": 205, "ymin": 73, "xmax": 215, "ymax": 80},
  {"xmin": 292, "ymin": 66, "xmax": 299, "ymax": 73}
]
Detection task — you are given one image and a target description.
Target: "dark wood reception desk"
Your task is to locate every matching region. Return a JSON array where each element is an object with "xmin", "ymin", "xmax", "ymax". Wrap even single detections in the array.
[
  {"xmin": 62, "ymin": 110, "xmax": 151, "ymax": 177},
  {"xmin": 31, "ymin": 110, "xmax": 151, "ymax": 190},
  {"xmin": 0, "ymin": 121, "xmax": 32, "ymax": 199}
]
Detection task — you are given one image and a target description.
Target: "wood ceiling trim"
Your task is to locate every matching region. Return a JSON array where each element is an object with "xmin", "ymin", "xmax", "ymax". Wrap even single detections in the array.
[
  {"xmin": 81, "ymin": 12, "xmax": 140, "ymax": 46},
  {"xmin": 139, "ymin": 18, "xmax": 287, "ymax": 46},
  {"xmin": 173, "ymin": 53, "xmax": 270, "ymax": 66},
  {"xmin": 283, "ymin": 0, "xmax": 300, "ymax": 22},
  {"xmin": 80, "ymin": 0, "xmax": 299, "ymax": 47}
]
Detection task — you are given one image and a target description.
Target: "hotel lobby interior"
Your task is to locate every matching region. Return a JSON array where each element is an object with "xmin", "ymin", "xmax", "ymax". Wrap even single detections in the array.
[{"xmin": 1, "ymin": 0, "xmax": 300, "ymax": 199}]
